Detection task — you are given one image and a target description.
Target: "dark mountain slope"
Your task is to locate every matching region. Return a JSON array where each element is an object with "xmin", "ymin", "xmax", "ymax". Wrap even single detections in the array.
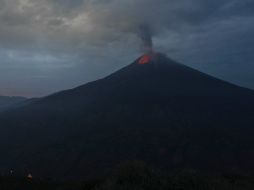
[{"xmin": 0, "ymin": 53, "xmax": 253, "ymax": 179}]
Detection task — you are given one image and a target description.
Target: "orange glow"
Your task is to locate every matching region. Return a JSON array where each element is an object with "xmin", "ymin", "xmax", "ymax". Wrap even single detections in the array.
[{"xmin": 138, "ymin": 55, "xmax": 152, "ymax": 64}]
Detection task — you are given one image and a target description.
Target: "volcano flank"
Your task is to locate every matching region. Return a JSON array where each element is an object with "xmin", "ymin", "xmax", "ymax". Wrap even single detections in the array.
[{"xmin": 0, "ymin": 53, "xmax": 253, "ymax": 179}]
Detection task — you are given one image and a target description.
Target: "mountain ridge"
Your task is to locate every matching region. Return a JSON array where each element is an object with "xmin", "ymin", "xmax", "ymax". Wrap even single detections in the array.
[{"xmin": 0, "ymin": 96, "xmax": 27, "ymax": 112}]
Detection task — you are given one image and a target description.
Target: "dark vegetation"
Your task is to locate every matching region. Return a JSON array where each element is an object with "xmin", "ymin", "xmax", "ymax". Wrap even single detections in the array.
[
  {"xmin": 0, "ymin": 176, "xmax": 79, "ymax": 190},
  {"xmin": 1, "ymin": 162, "xmax": 254, "ymax": 190}
]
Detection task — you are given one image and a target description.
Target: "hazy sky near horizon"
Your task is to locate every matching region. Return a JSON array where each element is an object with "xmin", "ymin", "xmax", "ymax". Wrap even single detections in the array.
[{"xmin": 0, "ymin": 0, "xmax": 254, "ymax": 97}]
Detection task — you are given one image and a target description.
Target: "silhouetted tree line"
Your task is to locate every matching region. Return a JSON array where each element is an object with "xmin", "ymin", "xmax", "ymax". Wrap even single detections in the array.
[{"xmin": 1, "ymin": 161, "xmax": 254, "ymax": 190}]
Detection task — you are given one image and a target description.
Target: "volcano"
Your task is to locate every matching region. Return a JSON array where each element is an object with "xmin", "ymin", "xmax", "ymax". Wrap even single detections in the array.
[{"xmin": 0, "ymin": 53, "xmax": 254, "ymax": 179}]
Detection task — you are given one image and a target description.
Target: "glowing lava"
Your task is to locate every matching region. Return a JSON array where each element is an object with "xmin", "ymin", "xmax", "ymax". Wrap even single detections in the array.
[{"xmin": 138, "ymin": 54, "xmax": 152, "ymax": 64}]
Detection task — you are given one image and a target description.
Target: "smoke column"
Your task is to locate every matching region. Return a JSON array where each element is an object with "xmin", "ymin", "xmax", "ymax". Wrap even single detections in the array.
[{"xmin": 138, "ymin": 24, "xmax": 153, "ymax": 54}]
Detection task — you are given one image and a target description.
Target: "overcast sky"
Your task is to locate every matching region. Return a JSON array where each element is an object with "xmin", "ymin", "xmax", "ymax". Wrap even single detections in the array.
[{"xmin": 0, "ymin": 0, "xmax": 254, "ymax": 97}]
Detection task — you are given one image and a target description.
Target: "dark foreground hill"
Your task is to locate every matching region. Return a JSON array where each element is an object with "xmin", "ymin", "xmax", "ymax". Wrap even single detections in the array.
[{"xmin": 0, "ymin": 53, "xmax": 253, "ymax": 179}]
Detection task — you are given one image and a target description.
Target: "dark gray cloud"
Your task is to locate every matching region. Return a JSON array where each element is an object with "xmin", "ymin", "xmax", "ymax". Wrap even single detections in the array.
[{"xmin": 0, "ymin": 0, "xmax": 253, "ymax": 97}]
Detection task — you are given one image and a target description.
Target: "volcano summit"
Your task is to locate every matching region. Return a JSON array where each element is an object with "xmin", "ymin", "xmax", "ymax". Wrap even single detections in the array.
[{"xmin": 0, "ymin": 53, "xmax": 253, "ymax": 179}]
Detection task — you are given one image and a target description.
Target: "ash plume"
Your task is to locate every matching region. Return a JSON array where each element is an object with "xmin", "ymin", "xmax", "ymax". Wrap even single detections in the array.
[{"xmin": 138, "ymin": 24, "xmax": 153, "ymax": 54}]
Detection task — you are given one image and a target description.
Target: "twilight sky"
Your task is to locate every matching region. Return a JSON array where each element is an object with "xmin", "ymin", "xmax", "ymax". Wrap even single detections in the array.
[{"xmin": 0, "ymin": 0, "xmax": 254, "ymax": 97}]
